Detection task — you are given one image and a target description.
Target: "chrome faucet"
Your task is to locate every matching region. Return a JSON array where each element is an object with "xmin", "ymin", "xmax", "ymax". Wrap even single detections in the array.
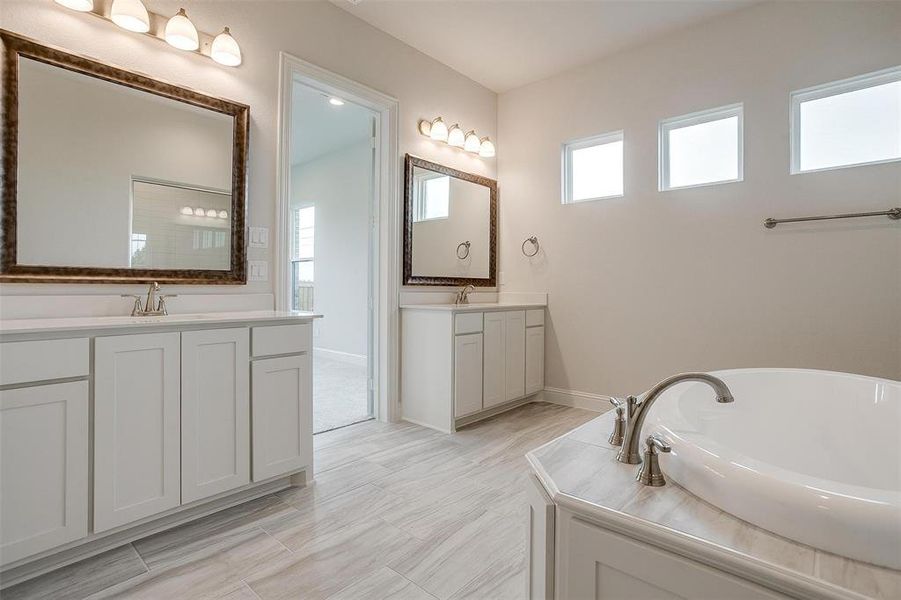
[
  {"xmin": 616, "ymin": 372, "xmax": 734, "ymax": 466},
  {"xmin": 454, "ymin": 284, "xmax": 475, "ymax": 305},
  {"xmin": 122, "ymin": 282, "xmax": 177, "ymax": 316}
]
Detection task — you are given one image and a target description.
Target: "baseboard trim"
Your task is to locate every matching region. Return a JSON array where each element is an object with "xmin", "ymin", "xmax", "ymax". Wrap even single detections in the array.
[
  {"xmin": 313, "ymin": 347, "xmax": 366, "ymax": 367},
  {"xmin": 542, "ymin": 386, "xmax": 613, "ymax": 413}
]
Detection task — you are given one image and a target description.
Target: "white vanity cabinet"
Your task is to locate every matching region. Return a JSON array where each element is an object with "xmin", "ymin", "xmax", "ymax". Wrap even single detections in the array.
[
  {"xmin": 94, "ymin": 332, "xmax": 182, "ymax": 532},
  {"xmin": 0, "ymin": 312, "xmax": 317, "ymax": 583},
  {"xmin": 401, "ymin": 304, "xmax": 546, "ymax": 432}
]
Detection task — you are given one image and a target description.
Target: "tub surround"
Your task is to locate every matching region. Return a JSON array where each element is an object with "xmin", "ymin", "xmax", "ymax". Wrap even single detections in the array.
[{"xmin": 526, "ymin": 410, "xmax": 901, "ymax": 600}]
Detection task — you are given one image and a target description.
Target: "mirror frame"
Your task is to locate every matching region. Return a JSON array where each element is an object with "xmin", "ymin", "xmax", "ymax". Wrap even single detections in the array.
[
  {"xmin": 403, "ymin": 154, "xmax": 497, "ymax": 287},
  {"xmin": 0, "ymin": 30, "xmax": 250, "ymax": 284}
]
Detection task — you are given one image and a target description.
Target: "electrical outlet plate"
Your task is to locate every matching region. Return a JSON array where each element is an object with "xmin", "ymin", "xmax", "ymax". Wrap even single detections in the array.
[{"xmin": 249, "ymin": 227, "xmax": 269, "ymax": 249}]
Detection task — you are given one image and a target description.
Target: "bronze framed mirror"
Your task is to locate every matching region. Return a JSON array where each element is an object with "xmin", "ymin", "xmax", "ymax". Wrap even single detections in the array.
[
  {"xmin": 403, "ymin": 154, "xmax": 497, "ymax": 287},
  {"xmin": 0, "ymin": 30, "xmax": 249, "ymax": 284}
]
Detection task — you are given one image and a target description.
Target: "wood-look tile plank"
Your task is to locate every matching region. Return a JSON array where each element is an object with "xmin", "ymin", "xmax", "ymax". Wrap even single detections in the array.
[
  {"xmin": 325, "ymin": 566, "xmax": 436, "ymax": 600},
  {"xmin": 1, "ymin": 544, "xmax": 147, "ymax": 600},
  {"xmin": 277, "ymin": 459, "xmax": 392, "ymax": 506}
]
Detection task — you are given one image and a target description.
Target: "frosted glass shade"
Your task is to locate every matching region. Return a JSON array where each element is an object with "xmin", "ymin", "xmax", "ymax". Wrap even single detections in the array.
[
  {"xmin": 165, "ymin": 8, "xmax": 199, "ymax": 51},
  {"xmin": 110, "ymin": 0, "xmax": 149, "ymax": 33},
  {"xmin": 55, "ymin": 0, "xmax": 94, "ymax": 11},
  {"xmin": 180, "ymin": 206, "xmax": 194, "ymax": 216},
  {"xmin": 418, "ymin": 120, "xmax": 432, "ymax": 137},
  {"xmin": 429, "ymin": 117, "xmax": 448, "ymax": 142},
  {"xmin": 211, "ymin": 27, "xmax": 242, "ymax": 67},
  {"xmin": 447, "ymin": 124, "xmax": 465, "ymax": 147},
  {"xmin": 463, "ymin": 130, "xmax": 480, "ymax": 152},
  {"xmin": 193, "ymin": 207, "xmax": 205, "ymax": 216},
  {"xmin": 218, "ymin": 210, "xmax": 229, "ymax": 219},
  {"xmin": 478, "ymin": 137, "xmax": 496, "ymax": 158}
]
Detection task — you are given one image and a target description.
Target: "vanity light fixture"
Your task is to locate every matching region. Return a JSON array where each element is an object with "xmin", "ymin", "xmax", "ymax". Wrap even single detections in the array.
[
  {"xmin": 54, "ymin": 2, "xmax": 244, "ymax": 68},
  {"xmin": 210, "ymin": 27, "xmax": 242, "ymax": 66},
  {"xmin": 165, "ymin": 8, "xmax": 199, "ymax": 51},
  {"xmin": 447, "ymin": 124, "xmax": 465, "ymax": 148},
  {"xmin": 328, "ymin": 97, "xmax": 345, "ymax": 106},
  {"xmin": 479, "ymin": 137, "xmax": 496, "ymax": 158},
  {"xmin": 180, "ymin": 206, "xmax": 194, "ymax": 216},
  {"xmin": 54, "ymin": 0, "xmax": 93, "ymax": 12},
  {"xmin": 180, "ymin": 206, "xmax": 230, "ymax": 218},
  {"xmin": 110, "ymin": 0, "xmax": 149, "ymax": 33},
  {"xmin": 429, "ymin": 117, "xmax": 449, "ymax": 142},
  {"xmin": 218, "ymin": 210, "xmax": 229, "ymax": 219},
  {"xmin": 193, "ymin": 207, "xmax": 205, "ymax": 216},
  {"xmin": 418, "ymin": 120, "xmax": 432, "ymax": 137},
  {"xmin": 205, "ymin": 208, "xmax": 218, "ymax": 217},
  {"xmin": 463, "ymin": 130, "xmax": 481, "ymax": 153}
]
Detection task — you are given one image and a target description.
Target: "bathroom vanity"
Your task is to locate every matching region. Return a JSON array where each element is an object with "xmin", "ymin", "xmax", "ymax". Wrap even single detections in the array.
[
  {"xmin": 525, "ymin": 410, "xmax": 901, "ymax": 600},
  {"xmin": 0, "ymin": 311, "xmax": 319, "ymax": 585},
  {"xmin": 401, "ymin": 303, "xmax": 545, "ymax": 432}
]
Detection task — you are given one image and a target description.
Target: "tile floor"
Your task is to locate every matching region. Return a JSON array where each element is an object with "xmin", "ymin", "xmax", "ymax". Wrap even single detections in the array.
[{"xmin": 3, "ymin": 402, "xmax": 596, "ymax": 600}]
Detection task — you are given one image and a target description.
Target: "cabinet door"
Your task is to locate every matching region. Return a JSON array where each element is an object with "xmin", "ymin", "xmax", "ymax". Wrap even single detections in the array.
[
  {"xmin": 94, "ymin": 332, "xmax": 180, "ymax": 533},
  {"xmin": 505, "ymin": 311, "xmax": 526, "ymax": 401},
  {"xmin": 454, "ymin": 333, "xmax": 483, "ymax": 417},
  {"xmin": 181, "ymin": 328, "xmax": 250, "ymax": 504},
  {"xmin": 525, "ymin": 326, "xmax": 545, "ymax": 396},
  {"xmin": 251, "ymin": 354, "xmax": 312, "ymax": 481},
  {"xmin": 482, "ymin": 312, "xmax": 506, "ymax": 409},
  {"xmin": 0, "ymin": 381, "xmax": 88, "ymax": 565}
]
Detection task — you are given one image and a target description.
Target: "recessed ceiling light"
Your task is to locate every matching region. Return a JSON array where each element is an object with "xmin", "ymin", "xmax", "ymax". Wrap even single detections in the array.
[{"xmin": 329, "ymin": 97, "xmax": 345, "ymax": 106}]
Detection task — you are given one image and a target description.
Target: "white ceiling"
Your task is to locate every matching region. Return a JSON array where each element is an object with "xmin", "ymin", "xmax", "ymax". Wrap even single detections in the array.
[
  {"xmin": 333, "ymin": 0, "xmax": 755, "ymax": 93},
  {"xmin": 291, "ymin": 82, "xmax": 372, "ymax": 165}
]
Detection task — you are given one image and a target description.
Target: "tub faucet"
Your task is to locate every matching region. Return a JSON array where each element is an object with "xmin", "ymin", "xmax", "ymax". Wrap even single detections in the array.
[{"xmin": 616, "ymin": 372, "xmax": 734, "ymax": 465}]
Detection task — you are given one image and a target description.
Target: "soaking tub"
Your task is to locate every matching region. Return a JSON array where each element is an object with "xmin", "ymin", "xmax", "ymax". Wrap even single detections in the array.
[{"xmin": 648, "ymin": 368, "xmax": 901, "ymax": 569}]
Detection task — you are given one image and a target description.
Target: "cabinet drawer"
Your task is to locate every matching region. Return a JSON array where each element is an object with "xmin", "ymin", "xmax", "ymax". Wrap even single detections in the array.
[
  {"xmin": 454, "ymin": 312, "xmax": 483, "ymax": 335},
  {"xmin": 0, "ymin": 338, "xmax": 89, "ymax": 386},
  {"xmin": 252, "ymin": 324, "xmax": 311, "ymax": 357},
  {"xmin": 526, "ymin": 309, "xmax": 545, "ymax": 327}
]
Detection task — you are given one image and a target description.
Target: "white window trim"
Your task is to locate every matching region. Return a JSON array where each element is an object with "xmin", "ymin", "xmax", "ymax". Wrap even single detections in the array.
[
  {"xmin": 562, "ymin": 130, "xmax": 624, "ymax": 204},
  {"xmin": 412, "ymin": 171, "xmax": 450, "ymax": 222},
  {"xmin": 790, "ymin": 65, "xmax": 901, "ymax": 175},
  {"xmin": 658, "ymin": 103, "xmax": 744, "ymax": 191}
]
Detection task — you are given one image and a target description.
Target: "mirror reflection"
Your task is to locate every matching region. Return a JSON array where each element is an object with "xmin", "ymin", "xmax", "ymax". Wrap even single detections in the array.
[
  {"xmin": 15, "ymin": 57, "xmax": 234, "ymax": 270},
  {"xmin": 409, "ymin": 165, "xmax": 491, "ymax": 279}
]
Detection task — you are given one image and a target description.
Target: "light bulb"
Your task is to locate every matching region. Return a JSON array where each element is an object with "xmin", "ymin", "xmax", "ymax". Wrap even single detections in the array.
[
  {"xmin": 206, "ymin": 209, "xmax": 218, "ymax": 217},
  {"xmin": 165, "ymin": 8, "xmax": 199, "ymax": 51},
  {"xmin": 447, "ymin": 124, "xmax": 465, "ymax": 148},
  {"xmin": 429, "ymin": 117, "xmax": 448, "ymax": 142},
  {"xmin": 478, "ymin": 137, "xmax": 496, "ymax": 158},
  {"xmin": 110, "ymin": 0, "xmax": 149, "ymax": 33},
  {"xmin": 180, "ymin": 206, "xmax": 194, "ymax": 216},
  {"xmin": 55, "ymin": 0, "xmax": 93, "ymax": 11},
  {"xmin": 211, "ymin": 27, "xmax": 242, "ymax": 67},
  {"xmin": 218, "ymin": 210, "xmax": 229, "ymax": 219},
  {"xmin": 418, "ymin": 120, "xmax": 432, "ymax": 137},
  {"xmin": 193, "ymin": 207, "xmax": 205, "ymax": 216},
  {"xmin": 463, "ymin": 130, "xmax": 480, "ymax": 153},
  {"xmin": 328, "ymin": 97, "xmax": 345, "ymax": 106}
]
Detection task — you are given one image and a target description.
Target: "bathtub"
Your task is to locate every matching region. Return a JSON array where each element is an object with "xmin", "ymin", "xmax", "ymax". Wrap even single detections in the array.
[{"xmin": 647, "ymin": 368, "xmax": 901, "ymax": 569}]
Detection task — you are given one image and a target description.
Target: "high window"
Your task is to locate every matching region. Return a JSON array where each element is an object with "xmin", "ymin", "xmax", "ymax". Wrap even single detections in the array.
[
  {"xmin": 659, "ymin": 104, "xmax": 743, "ymax": 191},
  {"xmin": 791, "ymin": 66, "xmax": 901, "ymax": 173},
  {"xmin": 562, "ymin": 130, "xmax": 624, "ymax": 203}
]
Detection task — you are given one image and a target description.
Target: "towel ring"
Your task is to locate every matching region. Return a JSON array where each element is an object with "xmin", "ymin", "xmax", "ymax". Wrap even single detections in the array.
[
  {"xmin": 456, "ymin": 240, "xmax": 471, "ymax": 259},
  {"xmin": 521, "ymin": 236, "xmax": 539, "ymax": 257}
]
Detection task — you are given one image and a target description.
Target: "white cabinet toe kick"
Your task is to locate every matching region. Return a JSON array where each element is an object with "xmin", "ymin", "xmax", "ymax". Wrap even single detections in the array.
[
  {"xmin": 401, "ymin": 305, "xmax": 546, "ymax": 433},
  {"xmin": 0, "ymin": 312, "xmax": 319, "ymax": 587}
]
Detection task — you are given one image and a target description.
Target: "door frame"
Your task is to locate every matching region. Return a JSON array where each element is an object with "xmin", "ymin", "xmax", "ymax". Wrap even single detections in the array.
[{"xmin": 275, "ymin": 52, "xmax": 401, "ymax": 423}]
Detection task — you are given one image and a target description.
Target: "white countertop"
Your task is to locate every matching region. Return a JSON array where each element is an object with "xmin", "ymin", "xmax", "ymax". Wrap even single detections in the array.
[
  {"xmin": 527, "ymin": 411, "xmax": 900, "ymax": 600},
  {"xmin": 400, "ymin": 302, "xmax": 546, "ymax": 312},
  {"xmin": 0, "ymin": 310, "xmax": 321, "ymax": 336}
]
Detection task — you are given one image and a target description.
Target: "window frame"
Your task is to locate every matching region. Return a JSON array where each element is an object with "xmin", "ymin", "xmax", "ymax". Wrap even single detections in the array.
[
  {"xmin": 790, "ymin": 66, "xmax": 901, "ymax": 175},
  {"xmin": 562, "ymin": 130, "xmax": 625, "ymax": 204},
  {"xmin": 412, "ymin": 171, "xmax": 450, "ymax": 222},
  {"xmin": 658, "ymin": 103, "xmax": 744, "ymax": 191}
]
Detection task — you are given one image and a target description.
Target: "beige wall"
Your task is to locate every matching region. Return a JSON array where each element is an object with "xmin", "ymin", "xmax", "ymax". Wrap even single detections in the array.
[
  {"xmin": 498, "ymin": 1, "xmax": 901, "ymax": 396},
  {"xmin": 0, "ymin": 0, "xmax": 496, "ymax": 301}
]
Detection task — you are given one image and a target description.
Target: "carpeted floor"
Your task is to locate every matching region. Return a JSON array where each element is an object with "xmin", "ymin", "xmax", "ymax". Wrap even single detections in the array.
[{"xmin": 313, "ymin": 350, "xmax": 371, "ymax": 433}]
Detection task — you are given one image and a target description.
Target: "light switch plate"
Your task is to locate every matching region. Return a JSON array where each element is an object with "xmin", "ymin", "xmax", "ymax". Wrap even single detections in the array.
[
  {"xmin": 248, "ymin": 260, "xmax": 268, "ymax": 282},
  {"xmin": 249, "ymin": 227, "xmax": 269, "ymax": 249}
]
